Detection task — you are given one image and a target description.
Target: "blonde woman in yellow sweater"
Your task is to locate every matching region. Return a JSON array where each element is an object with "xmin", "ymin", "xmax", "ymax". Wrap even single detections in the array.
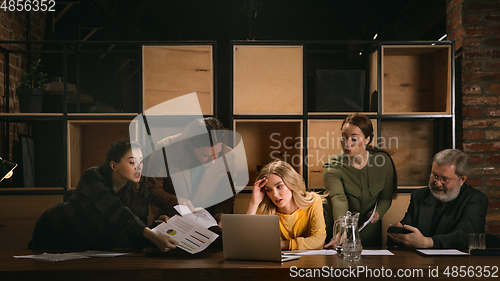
[{"xmin": 247, "ymin": 160, "xmax": 326, "ymax": 250}]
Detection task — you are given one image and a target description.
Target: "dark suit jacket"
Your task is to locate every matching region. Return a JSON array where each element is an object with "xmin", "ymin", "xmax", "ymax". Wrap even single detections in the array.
[{"xmin": 389, "ymin": 183, "xmax": 488, "ymax": 249}]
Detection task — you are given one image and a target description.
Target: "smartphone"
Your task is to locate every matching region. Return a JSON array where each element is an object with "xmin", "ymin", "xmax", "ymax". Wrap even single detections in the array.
[{"xmin": 387, "ymin": 225, "xmax": 412, "ymax": 234}]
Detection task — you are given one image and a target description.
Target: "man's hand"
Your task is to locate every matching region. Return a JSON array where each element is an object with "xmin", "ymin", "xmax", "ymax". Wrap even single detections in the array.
[
  {"xmin": 388, "ymin": 223, "xmax": 434, "ymax": 249},
  {"xmin": 156, "ymin": 215, "xmax": 169, "ymax": 223},
  {"xmin": 177, "ymin": 197, "xmax": 196, "ymax": 213}
]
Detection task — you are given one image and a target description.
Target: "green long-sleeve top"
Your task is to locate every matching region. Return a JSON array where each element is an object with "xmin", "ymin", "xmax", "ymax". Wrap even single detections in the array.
[{"xmin": 323, "ymin": 151, "xmax": 395, "ymax": 247}]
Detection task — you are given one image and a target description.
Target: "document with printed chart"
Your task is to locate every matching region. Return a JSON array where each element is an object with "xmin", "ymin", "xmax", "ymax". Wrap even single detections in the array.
[{"xmin": 152, "ymin": 206, "xmax": 219, "ymax": 254}]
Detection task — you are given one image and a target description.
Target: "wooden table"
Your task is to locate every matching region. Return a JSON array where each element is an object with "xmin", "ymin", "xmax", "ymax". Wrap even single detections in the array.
[{"xmin": 1, "ymin": 248, "xmax": 499, "ymax": 281}]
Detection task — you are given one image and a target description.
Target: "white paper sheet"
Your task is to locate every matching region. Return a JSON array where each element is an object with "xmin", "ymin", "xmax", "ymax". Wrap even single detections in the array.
[
  {"xmin": 416, "ymin": 249, "xmax": 469, "ymax": 256},
  {"xmin": 174, "ymin": 205, "xmax": 218, "ymax": 229},
  {"xmin": 152, "ymin": 215, "xmax": 218, "ymax": 254},
  {"xmin": 283, "ymin": 249, "xmax": 337, "ymax": 256},
  {"xmin": 361, "ymin": 250, "xmax": 394, "ymax": 255},
  {"xmin": 359, "ymin": 201, "xmax": 377, "ymax": 232}
]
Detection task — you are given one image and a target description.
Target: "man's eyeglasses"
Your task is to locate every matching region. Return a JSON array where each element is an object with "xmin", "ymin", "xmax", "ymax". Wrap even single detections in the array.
[{"xmin": 429, "ymin": 172, "xmax": 459, "ymax": 185}]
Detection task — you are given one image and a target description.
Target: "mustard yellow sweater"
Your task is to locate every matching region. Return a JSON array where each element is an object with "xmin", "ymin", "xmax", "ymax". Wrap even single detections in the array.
[{"xmin": 276, "ymin": 193, "xmax": 326, "ymax": 250}]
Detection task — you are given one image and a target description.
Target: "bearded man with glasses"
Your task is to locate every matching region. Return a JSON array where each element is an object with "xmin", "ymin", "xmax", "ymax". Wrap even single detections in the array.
[{"xmin": 387, "ymin": 149, "xmax": 488, "ymax": 249}]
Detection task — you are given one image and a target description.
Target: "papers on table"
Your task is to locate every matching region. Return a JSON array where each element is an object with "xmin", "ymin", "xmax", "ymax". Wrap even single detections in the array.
[
  {"xmin": 283, "ymin": 249, "xmax": 337, "ymax": 256},
  {"xmin": 77, "ymin": 251, "xmax": 130, "ymax": 257},
  {"xmin": 152, "ymin": 215, "xmax": 218, "ymax": 254},
  {"xmin": 416, "ymin": 249, "xmax": 469, "ymax": 256},
  {"xmin": 361, "ymin": 250, "xmax": 394, "ymax": 255},
  {"xmin": 359, "ymin": 201, "xmax": 377, "ymax": 232},
  {"xmin": 13, "ymin": 251, "xmax": 130, "ymax": 262}
]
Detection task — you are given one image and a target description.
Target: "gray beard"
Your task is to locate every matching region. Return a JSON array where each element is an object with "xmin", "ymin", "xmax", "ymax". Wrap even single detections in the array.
[{"xmin": 429, "ymin": 181, "xmax": 461, "ymax": 203}]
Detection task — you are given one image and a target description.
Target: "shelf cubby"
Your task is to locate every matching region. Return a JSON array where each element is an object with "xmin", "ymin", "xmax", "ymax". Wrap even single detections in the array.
[
  {"xmin": 233, "ymin": 45, "xmax": 303, "ymax": 115},
  {"xmin": 68, "ymin": 120, "xmax": 132, "ymax": 188},
  {"xmin": 380, "ymin": 45, "xmax": 451, "ymax": 115},
  {"xmin": 142, "ymin": 45, "xmax": 213, "ymax": 115},
  {"xmin": 380, "ymin": 120, "xmax": 436, "ymax": 188},
  {"xmin": 233, "ymin": 120, "xmax": 303, "ymax": 187}
]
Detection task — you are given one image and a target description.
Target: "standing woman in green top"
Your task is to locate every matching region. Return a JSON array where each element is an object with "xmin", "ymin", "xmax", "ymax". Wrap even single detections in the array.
[{"xmin": 323, "ymin": 113, "xmax": 398, "ymax": 247}]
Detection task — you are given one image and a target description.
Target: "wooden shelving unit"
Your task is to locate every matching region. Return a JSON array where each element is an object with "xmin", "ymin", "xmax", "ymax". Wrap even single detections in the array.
[
  {"xmin": 231, "ymin": 41, "xmax": 455, "ymax": 191},
  {"xmin": 0, "ymin": 41, "xmax": 217, "ymax": 250},
  {"xmin": 0, "ymin": 42, "xmax": 216, "ymax": 192},
  {"xmin": 0, "ymin": 40, "xmax": 455, "ymax": 247}
]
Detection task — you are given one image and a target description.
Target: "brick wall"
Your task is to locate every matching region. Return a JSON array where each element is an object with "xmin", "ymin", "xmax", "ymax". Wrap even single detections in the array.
[
  {"xmin": 0, "ymin": 11, "xmax": 46, "ymax": 166},
  {"xmin": 447, "ymin": 0, "xmax": 500, "ymax": 235}
]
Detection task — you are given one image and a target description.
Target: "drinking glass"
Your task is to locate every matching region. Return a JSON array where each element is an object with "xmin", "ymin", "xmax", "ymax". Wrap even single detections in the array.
[
  {"xmin": 342, "ymin": 238, "xmax": 362, "ymax": 261},
  {"xmin": 468, "ymin": 233, "xmax": 485, "ymax": 253}
]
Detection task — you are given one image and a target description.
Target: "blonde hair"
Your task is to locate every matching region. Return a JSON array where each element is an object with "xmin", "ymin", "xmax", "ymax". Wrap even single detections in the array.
[{"xmin": 255, "ymin": 160, "xmax": 326, "ymax": 215}]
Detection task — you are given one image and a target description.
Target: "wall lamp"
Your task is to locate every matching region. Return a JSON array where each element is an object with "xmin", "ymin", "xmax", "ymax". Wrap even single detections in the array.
[{"xmin": 0, "ymin": 157, "xmax": 17, "ymax": 182}]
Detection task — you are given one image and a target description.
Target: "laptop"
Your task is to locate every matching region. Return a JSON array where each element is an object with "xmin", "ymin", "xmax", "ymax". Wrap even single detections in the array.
[{"xmin": 222, "ymin": 214, "xmax": 301, "ymax": 262}]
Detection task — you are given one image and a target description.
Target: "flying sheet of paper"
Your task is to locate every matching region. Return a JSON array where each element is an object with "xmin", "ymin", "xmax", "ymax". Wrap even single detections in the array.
[
  {"xmin": 283, "ymin": 249, "xmax": 337, "ymax": 256},
  {"xmin": 174, "ymin": 205, "xmax": 218, "ymax": 229},
  {"xmin": 359, "ymin": 201, "xmax": 377, "ymax": 232},
  {"xmin": 152, "ymin": 215, "xmax": 218, "ymax": 254},
  {"xmin": 361, "ymin": 250, "xmax": 394, "ymax": 255}
]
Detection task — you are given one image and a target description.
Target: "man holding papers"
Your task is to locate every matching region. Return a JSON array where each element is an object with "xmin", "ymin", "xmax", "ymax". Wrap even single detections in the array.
[
  {"xmin": 145, "ymin": 117, "xmax": 235, "ymax": 227},
  {"xmin": 388, "ymin": 149, "xmax": 488, "ymax": 249}
]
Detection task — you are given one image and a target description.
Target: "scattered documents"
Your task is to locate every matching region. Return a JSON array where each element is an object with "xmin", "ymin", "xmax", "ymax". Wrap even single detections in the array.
[
  {"xmin": 152, "ymin": 205, "xmax": 219, "ymax": 254},
  {"xmin": 416, "ymin": 249, "xmax": 469, "ymax": 256},
  {"xmin": 13, "ymin": 251, "xmax": 129, "ymax": 262},
  {"xmin": 361, "ymin": 250, "xmax": 394, "ymax": 255},
  {"xmin": 76, "ymin": 251, "xmax": 130, "ymax": 257}
]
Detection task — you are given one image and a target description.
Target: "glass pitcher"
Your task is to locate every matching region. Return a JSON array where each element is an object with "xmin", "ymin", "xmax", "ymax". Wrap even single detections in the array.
[{"xmin": 342, "ymin": 211, "xmax": 362, "ymax": 261}]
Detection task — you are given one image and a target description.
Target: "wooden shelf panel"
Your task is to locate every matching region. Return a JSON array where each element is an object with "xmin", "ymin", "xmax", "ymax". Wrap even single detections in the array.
[
  {"xmin": 0, "ymin": 195, "xmax": 63, "ymax": 249},
  {"xmin": 381, "ymin": 120, "xmax": 435, "ymax": 187},
  {"xmin": 307, "ymin": 119, "xmax": 377, "ymax": 189},
  {"xmin": 234, "ymin": 193, "xmax": 251, "ymax": 214},
  {"xmin": 381, "ymin": 45, "xmax": 451, "ymax": 114},
  {"xmin": 142, "ymin": 45, "xmax": 213, "ymax": 115},
  {"xmin": 234, "ymin": 120, "xmax": 303, "ymax": 186},
  {"xmin": 233, "ymin": 45, "xmax": 303, "ymax": 115},
  {"xmin": 68, "ymin": 120, "xmax": 132, "ymax": 188}
]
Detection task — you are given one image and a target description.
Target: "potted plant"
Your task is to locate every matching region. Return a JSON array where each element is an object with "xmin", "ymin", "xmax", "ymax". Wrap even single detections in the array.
[{"xmin": 17, "ymin": 59, "xmax": 48, "ymax": 113}]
